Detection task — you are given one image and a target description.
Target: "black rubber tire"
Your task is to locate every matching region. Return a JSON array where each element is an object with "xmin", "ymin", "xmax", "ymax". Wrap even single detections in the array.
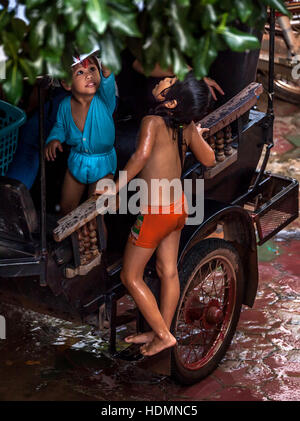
[{"xmin": 171, "ymin": 239, "xmax": 244, "ymax": 385}]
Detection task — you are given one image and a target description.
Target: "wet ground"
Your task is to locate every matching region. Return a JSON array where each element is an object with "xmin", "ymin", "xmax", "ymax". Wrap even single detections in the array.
[{"xmin": 0, "ymin": 94, "xmax": 299, "ymax": 402}]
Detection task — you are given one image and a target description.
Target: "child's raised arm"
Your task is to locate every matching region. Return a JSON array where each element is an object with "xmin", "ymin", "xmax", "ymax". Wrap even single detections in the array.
[
  {"xmin": 188, "ymin": 121, "xmax": 216, "ymax": 167},
  {"xmin": 99, "ymin": 63, "xmax": 116, "ymax": 114}
]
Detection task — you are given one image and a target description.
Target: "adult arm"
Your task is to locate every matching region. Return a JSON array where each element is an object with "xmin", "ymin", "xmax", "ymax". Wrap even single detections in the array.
[
  {"xmin": 133, "ymin": 60, "xmax": 224, "ymax": 100},
  {"xmin": 133, "ymin": 59, "xmax": 175, "ymax": 78}
]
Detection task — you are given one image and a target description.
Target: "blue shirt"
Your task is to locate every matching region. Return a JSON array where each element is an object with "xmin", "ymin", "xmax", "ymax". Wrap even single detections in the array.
[{"xmin": 46, "ymin": 71, "xmax": 117, "ymax": 184}]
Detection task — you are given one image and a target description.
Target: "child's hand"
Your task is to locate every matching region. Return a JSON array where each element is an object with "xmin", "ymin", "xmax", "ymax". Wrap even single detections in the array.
[
  {"xmin": 101, "ymin": 63, "xmax": 112, "ymax": 78},
  {"xmin": 45, "ymin": 140, "xmax": 63, "ymax": 161},
  {"xmin": 195, "ymin": 123, "xmax": 210, "ymax": 138}
]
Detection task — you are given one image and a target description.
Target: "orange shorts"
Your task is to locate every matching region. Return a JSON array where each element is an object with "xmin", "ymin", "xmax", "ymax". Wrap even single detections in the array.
[{"xmin": 128, "ymin": 193, "xmax": 188, "ymax": 248}]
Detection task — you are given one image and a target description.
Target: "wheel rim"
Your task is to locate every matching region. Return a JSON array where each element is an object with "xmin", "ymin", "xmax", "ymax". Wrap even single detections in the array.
[
  {"xmin": 274, "ymin": 77, "xmax": 300, "ymax": 96},
  {"xmin": 174, "ymin": 254, "xmax": 237, "ymax": 371}
]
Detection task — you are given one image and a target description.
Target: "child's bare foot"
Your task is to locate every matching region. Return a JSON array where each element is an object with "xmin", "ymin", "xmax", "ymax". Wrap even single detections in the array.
[
  {"xmin": 124, "ymin": 331, "xmax": 155, "ymax": 344},
  {"xmin": 140, "ymin": 333, "xmax": 177, "ymax": 356}
]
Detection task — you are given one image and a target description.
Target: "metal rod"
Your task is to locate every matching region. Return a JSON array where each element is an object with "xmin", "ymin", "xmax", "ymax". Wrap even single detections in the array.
[
  {"xmin": 249, "ymin": 8, "xmax": 275, "ymax": 196},
  {"xmin": 268, "ymin": 8, "xmax": 275, "ymax": 116},
  {"xmin": 38, "ymin": 79, "xmax": 48, "ymax": 285},
  {"xmin": 107, "ymin": 292, "xmax": 117, "ymax": 354}
]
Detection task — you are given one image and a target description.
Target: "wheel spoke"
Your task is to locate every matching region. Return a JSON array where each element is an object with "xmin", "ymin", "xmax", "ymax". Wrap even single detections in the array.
[{"xmin": 175, "ymin": 252, "xmax": 238, "ymax": 371}]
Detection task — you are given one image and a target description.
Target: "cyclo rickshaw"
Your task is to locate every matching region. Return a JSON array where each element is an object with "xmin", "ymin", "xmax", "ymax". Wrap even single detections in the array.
[{"xmin": 0, "ymin": 10, "xmax": 298, "ymax": 384}]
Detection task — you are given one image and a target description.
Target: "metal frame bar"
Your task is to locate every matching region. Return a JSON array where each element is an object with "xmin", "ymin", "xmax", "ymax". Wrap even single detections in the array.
[
  {"xmin": 245, "ymin": 8, "xmax": 275, "ymax": 197},
  {"xmin": 38, "ymin": 79, "xmax": 48, "ymax": 286}
]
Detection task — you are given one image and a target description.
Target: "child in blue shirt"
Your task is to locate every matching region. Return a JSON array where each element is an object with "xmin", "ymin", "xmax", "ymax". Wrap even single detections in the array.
[{"xmin": 45, "ymin": 53, "xmax": 116, "ymax": 216}]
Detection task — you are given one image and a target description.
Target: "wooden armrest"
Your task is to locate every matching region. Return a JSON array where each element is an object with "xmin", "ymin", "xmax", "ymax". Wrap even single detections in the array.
[
  {"xmin": 53, "ymin": 194, "xmax": 116, "ymax": 242},
  {"xmin": 199, "ymin": 82, "xmax": 263, "ymax": 137}
]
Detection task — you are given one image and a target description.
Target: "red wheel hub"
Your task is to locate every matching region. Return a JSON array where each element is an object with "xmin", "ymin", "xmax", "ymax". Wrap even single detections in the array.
[
  {"xmin": 202, "ymin": 299, "xmax": 223, "ymax": 329},
  {"xmin": 184, "ymin": 296, "xmax": 224, "ymax": 329},
  {"xmin": 184, "ymin": 294, "xmax": 205, "ymax": 325},
  {"xmin": 206, "ymin": 306, "xmax": 223, "ymax": 324}
]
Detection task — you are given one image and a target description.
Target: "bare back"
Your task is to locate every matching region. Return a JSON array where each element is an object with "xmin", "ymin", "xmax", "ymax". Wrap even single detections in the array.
[
  {"xmin": 121, "ymin": 115, "xmax": 215, "ymax": 207},
  {"xmin": 138, "ymin": 116, "xmax": 190, "ymax": 206}
]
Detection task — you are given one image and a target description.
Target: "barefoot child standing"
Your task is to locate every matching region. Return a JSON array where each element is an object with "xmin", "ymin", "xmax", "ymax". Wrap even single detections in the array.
[
  {"xmin": 45, "ymin": 51, "xmax": 117, "ymax": 221},
  {"xmin": 96, "ymin": 71, "xmax": 216, "ymax": 356}
]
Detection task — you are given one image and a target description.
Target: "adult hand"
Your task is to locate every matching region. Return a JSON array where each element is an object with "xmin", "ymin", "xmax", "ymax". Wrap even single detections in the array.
[
  {"xmin": 45, "ymin": 140, "xmax": 63, "ymax": 161},
  {"xmin": 203, "ymin": 77, "xmax": 225, "ymax": 101}
]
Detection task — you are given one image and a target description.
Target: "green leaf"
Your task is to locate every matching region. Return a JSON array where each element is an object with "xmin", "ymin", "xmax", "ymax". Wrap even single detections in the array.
[
  {"xmin": 63, "ymin": 0, "xmax": 82, "ymax": 8},
  {"xmin": 11, "ymin": 18, "xmax": 28, "ymax": 41},
  {"xmin": 0, "ymin": 9, "xmax": 10, "ymax": 33},
  {"xmin": 46, "ymin": 23, "xmax": 65, "ymax": 53},
  {"xmin": 218, "ymin": 12, "xmax": 228, "ymax": 32},
  {"xmin": 30, "ymin": 56, "xmax": 44, "ymax": 75},
  {"xmin": 234, "ymin": 0, "xmax": 253, "ymax": 23},
  {"xmin": 246, "ymin": 3, "xmax": 267, "ymax": 28},
  {"xmin": 201, "ymin": 4, "xmax": 217, "ymax": 30},
  {"xmin": 2, "ymin": 32, "xmax": 20, "ymax": 61},
  {"xmin": 45, "ymin": 60, "xmax": 67, "ymax": 79},
  {"xmin": 25, "ymin": 0, "xmax": 47, "ymax": 9},
  {"xmin": 145, "ymin": 0, "xmax": 157, "ymax": 11},
  {"xmin": 2, "ymin": 63, "xmax": 23, "ymax": 104},
  {"xmin": 107, "ymin": 0, "xmax": 136, "ymax": 13},
  {"xmin": 86, "ymin": 0, "xmax": 109, "ymax": 34},
  {"xmin": 220, "ymin": 27, "xmax": 261, "ymax": 52},
  {"xmin": 193, "ymin": 33, "xmax": 218, "ymax": 78},
  {"xmin": 19, "ymin": 58, "xmax": 37, "ymax": 84},
  {"xmin": 29, "ymin": 19, "xmax": 47, "ymax": 50},
  {"xmin": 108, "ymin": 8, "xmax": 141, "ymax": 37},
  {"xmin": 169, "ymin": 1, "xmax": 196, "ymax": 55},
  {"xmin": 176, "ymin": 0, "xmax": 190, "ymax": 6},
  {"xmin": 63, "ymin": 7, "xmax": 81, "ymax": 30},
  {"xmin": 210, "ymin": 30, "xmax": 227, "ymax": 52},
  {"xmin": 171, "ymin": 48, "xmax": 189, "ymax": 80},
  {"xmin": 218, "ymin": 0, "xmax": 234, "ymax": 11},
  {"xmin": 261, "ymin": 0, "xmax": 288, "ymax": 16},
  {"xmin": 149, "ymin": 19, "xmax": 162, "ymax": 40},
  {"xmin": 200, "ymin": 0, "xmax": 218, "ymax": 5},
  {"xmin": 141, "ymin": 40, "xmax": 161, "ymax": 76},
  {"xmin": 41, "ymin": 47, "xmax": 61, "ymax": 62},
  {"xmin": 159, "ymin": 36, "xmax": 173, "ymax": 71},
  {"xmin": 75, "ymin": 23, "xmax": 93, "ymax": 53},
  {"xmin": 99, "ymin": 31, "xmax": 121, "ymax": 74}
]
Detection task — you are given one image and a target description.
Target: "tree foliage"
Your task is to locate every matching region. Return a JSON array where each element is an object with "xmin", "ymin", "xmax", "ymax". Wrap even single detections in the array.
[{"xmin": 0, "ymin": 0, "xmax": 288, "ymax": 103}]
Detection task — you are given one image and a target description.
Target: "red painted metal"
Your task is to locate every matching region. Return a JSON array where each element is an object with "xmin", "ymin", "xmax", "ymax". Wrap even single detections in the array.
[{"xmin": 176, "ymin": 257, "xmax": 236, "ymax": 370}]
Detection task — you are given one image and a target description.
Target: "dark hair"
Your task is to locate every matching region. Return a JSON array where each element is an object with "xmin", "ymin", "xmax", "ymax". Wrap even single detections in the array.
[
  {"xmin": 152, "ymin": 71, "xmax": 210, "ymax": 128},
  {"xmin": 150, "ymin": 71, "xmax": 210, "ymax": 167}
]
